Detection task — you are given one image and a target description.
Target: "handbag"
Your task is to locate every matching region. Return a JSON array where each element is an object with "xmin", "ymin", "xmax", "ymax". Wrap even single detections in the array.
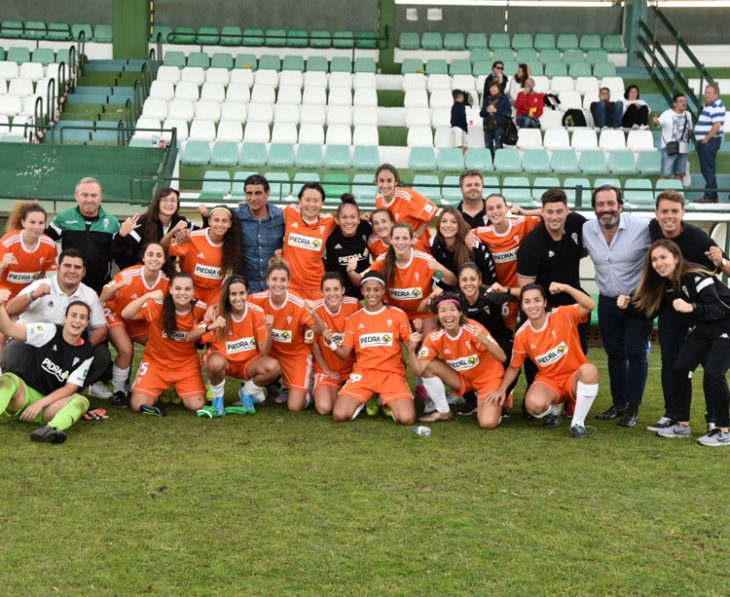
[
  {"xmin": 501, "ymin": 116, "xmax": 518, "ymax": 146},
  {"xmin": 665, "ymin": 115, "xmax": 687, "ymax": 155}
]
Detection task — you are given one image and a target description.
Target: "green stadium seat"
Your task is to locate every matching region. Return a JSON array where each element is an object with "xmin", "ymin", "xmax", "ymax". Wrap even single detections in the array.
[
  {"xmin": 539, "ymin": 48, "xmax": 561, "ymax": 63},
  {"xmin": 469, "ymin": 49, "xmax": 491, "ymax": 64},
  {"xmin": 522, "ymin": 149, "xmax": 551, "ymax": 173},
  {"xmin": 306, "ymin": 56, "xmax": 328, "ymax": 72},
  {"xmin": 401, "ymin": 59, "xmax": 424, "ymax": 74},
  {"xmin": 516, "ymin": 48, "xmax": 539, "ymax": 64},
  {"xmin": 544, "ymin": 61, "xmax": 568, "ymax": 77},
  {"xmin": 594, "ymin": 177, "xmax": 621, "ymax": 190},
  {"xmin": 150, "ymin": 25, "xmax": 172, "ymax": 42},
  {"xmin": 489, "ymin": 33, "xmax": 511, "ymax": 49},
  {"xmin": 502, "ymin": 60, "xmax": 519, "ymax": 76},
  {"xmin": 586, "ymin": 49, "xmax": 609, "ymax": 65},
  {"xmin": 503, "ymin": 177, "xmax": 534, "ymax": 206},
  {"xmin": 580, "ymin": 34, "xmax": 602, "ymax": 51},
  {"xmin": 534, "ymin": 33, "xmax": 556, "ymax": 51},
  {"xmin": 1, "ymin": 20, "xmax": 23, "ymax": 38},
  {"xmin": 265, "ymin": 29, "xmax": 287, "ymax": 47},
  {"xmin": 421, "ymin": 32, "xmax": 443, "ymax": 50},
  {"xmin": 426, "ymin": 59, "xmax": 448, "ymax": 75},
  {"xmin": 231, "ymin": 171, "xmax": 256, "ymax": 198},
  {"xmin": 655, "ymin": 178, "xmax": 682, "ymax": 195},
  {"xmin": 449, "ymin": 60, "xmax": 472, "ymax": 76},
  {"xmin": 557, "ymin": 34, "xmax": 579, "ymax": 51},
  {"xmin": 243, "ymin": 28, "xmax": 264, "ymax": 46},
  {"xmin": 465, "ymin": 148, "xmax": 493, "ymax": 171},
  {"xmin": 32, "ymin": 48, "xmax": 55, "ymax": 66},
  {"xmin": 220, "ymin": 26, "xmax": 242, "ymax": 45},
  {"xmin": 265, "ymin": 172, "xmax": 292, "ymax": 199},
  {"xmin": 47, "ymin": 22, "xmax": 71, "ymax": 41},
  {"xmin": 210, "ymin": 142, "xmax": 239, "ymax": 167},
  {"xmin": 472, "ymin": 61, "xmax": 493, "ymax": 77},
  {"xmin": 72, "ymin": 23, "xmax": 93, "ymax": 41},
  {"xmin": 293, "ymin": 172, "xmax": 321, "ymax": 187},
  {"xmin": 23, "ymin": 20, "xmax": 46, "ymax": 40},
  {"xmin": 181, "ymin": 141, "xmax": 211, "ymax": 166},
  {"xmin": 603, "ymin": 34, "xmax": 625, "ymax": 53},
  {"xmin": 466, "ymin": 32, "xmax": 488, "ymax": 49},
  {"xmin": 267, "ymin": 143, "xmax": 296, "ymax": 168},
  {"xmin": 197, "ymin": 26, "xmax": 219, "ymax": 45},
  {"xmin": 187, "ymin": 52, "xmax": 210, "ymax": 69},
  {"xmin": 608, "ymin": 151, "xmax": 637, "ymax": 175},
  {"xmin": 239, "ymin": 143, "xmax": 268, "ymax": 167},
  {"xmin": 172, "ymin": 26, "xmax": 196, "ymax": 44},
  {"xmin": 295, "ymin": 144, "xmax": 323, "ymax": 168},
  {"xmin": 324, "ymin": 145, "xmax": 352, "ymax": 169},
  {"xmin": 56, "ymin": 49, "xmax": 72, "ymax": 65},
  {"xmin": 202, "ymin": 170, "xmax": 231, "ymax": 195},
  {"xmin": 323, "ymin": 173, "xmax": 351, "ymax": 198},
  {"xmin": 330, "ymin": 57, "xmax": 352, "ymax": 73},
  {"xmin": 235, "ymin": 53, "xmax": 257, "ymax": 69},
  {"xmin": 550, "ymin": 149, "xmax": 579, "ymax": 174},
  {"xmin": 528, "ymin": 62, "xmax": 544, "ymax": 76},
  {"xmin": 593, "ymin": 62, "xmax": 616, "ymax": 77},
  {"xmin": 623, "ymin": 178, "xmax": 654, "ymax": 206},
  {"xmin": 480, "ymin": 176, "xmax": 499, "ymax": 197},
  {"xmin": 494, "ymin": 148, "xmax": 522, "ymax": 173},
  {"xmin": 410, "ymin": 147, "xmax": 437, "ymax": 171},
  {"xmin": 352, "ymin": 146, "xmax": 379, "ymax": 170},
  {"xmin": 579, "ymin": 150, "xmax": 607, "ymax": 174},
  {"xmin": 562, "ymin": 49, "xmax": 584, "ymax": 64},
  {"xmin": 443, "ymin": 32, "xmax": 466, "ymax": 50},
  {"xmin": 440, "ymin": 175, "xmax": 463, "ymax": 204},
  {"xmin": 399, "ymin": 32, "xmax": 420, "ymax": 50},
  {"xmin": 310, "ymin": 30, "xmax": 332, "ymax": 48},
  {"xmin": 532, "ymin": 176, "xmax": 561, "ymax": 201},
  {"xmin": 413, "ymin": 175, "xmax": 442, "ymax": 202},
  {"xmin": 163, "ymin": 51, "xmax": 186, "ymax": 68},
  {"xmin": 0, "ymin": 48, "xmax": 5, "ymax": 61},
  {"xmin": 354, "ymin": 57, "xmax": 376, "ymax": 73},
  {"xmin": 563, "ymin": 177, "xmax": 592, "ymax": 206},
  {"xmin": 352, "ymin": 173, "xmax": 378, "ymax": 205},
  {"xmin": 437, "ymin": 148, "xmax": 465, "ymax": 172},
  {"xmin": 569, "ymin": 62, "xmax": 592, "ymax": 78},
  {"xmin": 511, "ymin": 33, "xmax": 533, "ymax": 50},
  {"xmin": 637, "ymin": 151, "xmax": 661, "ymax": 175},
  {"xmin": 211, "ymin": 53, "xmax": 234, "ymax": 70},
  {"xmin": 287, "ymin": 29, "xmax": 308, "ymax": 47},
  {"xmin": 8, "ymin": 47, "xmax": 31, "ymax": 64},
  {"xmin": 492, "ymin": 48, "xmax": 514, "ymax": 64},
  {"xmin": 258, "ymin": 54, "xmax": 281, "ymax": 71},
  {"xmin": 282, "ymin": 55, "xmax": 305, "ymax": 72},
  {"xmin": 356, "ymin": 31, "xmax": 378, "ymax": 49},
  {"xmin": 334, "ymin": 30, "xmax": 355, "ymax": 48}
]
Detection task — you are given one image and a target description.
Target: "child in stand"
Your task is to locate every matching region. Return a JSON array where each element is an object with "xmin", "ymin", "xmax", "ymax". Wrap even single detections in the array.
[{"xmin": 451, "ymin": 89, "xmax": 469, "ymax": 155}]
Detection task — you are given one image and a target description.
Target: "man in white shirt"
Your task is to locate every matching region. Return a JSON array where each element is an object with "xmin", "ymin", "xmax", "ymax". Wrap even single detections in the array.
[{"xmin": 653, "ymin": 93, "xmax": 693, "ymax": 181}]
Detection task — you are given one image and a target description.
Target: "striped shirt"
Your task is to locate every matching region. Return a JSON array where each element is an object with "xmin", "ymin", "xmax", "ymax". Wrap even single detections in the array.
[{"xmin": 694, "ymin": 98, "xmax": 725, "ymax": 140}]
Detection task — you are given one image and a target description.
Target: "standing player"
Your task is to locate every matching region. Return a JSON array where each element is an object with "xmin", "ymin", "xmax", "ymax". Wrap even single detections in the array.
[
  {"xmin": 100, "ymin": 242, "xmax": 170, "ymax": 406},
  {"xmin": 194, "ymin": 275, "xmax": 280, "ymax": 418},
  {"xmin": 167, "ymin": 205, "xmax": 243, "ymax": 307},
  {"xmin": 311, "ymin": 273, "xmax": 361, "ymax": 415},
  {"xmin": 408, "ymin": 292, "xmax": 507, "ymax": 428},
  {"xmin": 122, "ymin": 273, "xmax": 210, "ymax": 416},
  {"xmin": 281, "ymin": 183, "xmax": 336, "ymax": 300},
  {"xmin": 330, "ymin": 270, "xmax": 416, "ymax": 425},
  {"xmin": 487, "ymin": 283, "xmax": 600, "ymax": 438}
]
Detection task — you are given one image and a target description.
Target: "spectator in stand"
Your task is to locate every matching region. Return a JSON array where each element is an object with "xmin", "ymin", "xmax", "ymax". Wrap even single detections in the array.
[
  {"xmin": 507, "ymin": 63, "xmax": 530, "ymax": 104},
  {"xmin": 483, "ymin": 61, "xmax": 508, "ymax": 97},
  {"xmin": 591, "ymin": 87, "xmax": 623, "ymax": 129},
  {"xmin": 694, "ymin": 83, "xmax": 725, "ymax": 203},
  {"xmin": 480, "ymin": 80, "xmax": 511, "ymax": 158},
  {"xmin": 622, "ymin": 85, "xmax": 650, "ymax": 129},
  {"xmin": 653, "ymin": 93, "xmax": 693, "ymax": 182},
  {"xmin": 514, "ymin": 78, "xmax": 544, "ymax": 129},
  {"xmin": 450, "ymin": 89, "xmax": 469, "ymax": 154}
]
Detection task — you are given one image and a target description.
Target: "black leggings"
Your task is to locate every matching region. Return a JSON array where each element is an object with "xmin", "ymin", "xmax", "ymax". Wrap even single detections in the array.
[{"xmin": 622, "ymin": 104, "xmax": 649, "ymax": 128}]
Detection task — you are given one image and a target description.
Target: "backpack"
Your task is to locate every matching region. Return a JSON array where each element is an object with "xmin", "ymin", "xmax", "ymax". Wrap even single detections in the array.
[
  {"xmin": 562, "ymin": 109, "xmax": 587, "ymax": 127},
  {"xmin": 501, "ymin": 116, "xmax": 519, "ymax": 146}
]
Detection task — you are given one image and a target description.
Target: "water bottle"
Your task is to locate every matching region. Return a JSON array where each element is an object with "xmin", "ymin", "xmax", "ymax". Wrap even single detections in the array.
[
  {"xmin": 151, "ymin": 134, "xmax": 158, "ymax": 146},
  {"xmin": 412, "ymin": 425, "xmax": 431, "ymax": 437}
]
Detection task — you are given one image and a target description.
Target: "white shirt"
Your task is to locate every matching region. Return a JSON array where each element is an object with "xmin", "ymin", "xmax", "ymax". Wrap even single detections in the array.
[
  {"xmin": 657, "ymin": 109, "xmax": 692, "ymax": 152},
  {"xmin": 18, "ymin": 275, "xmax": 107, "ymax": 328}
]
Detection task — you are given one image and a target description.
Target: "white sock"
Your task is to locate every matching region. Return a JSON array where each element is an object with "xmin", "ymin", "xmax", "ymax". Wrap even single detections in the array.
[
  {"xmin": 572, "ymin": 381, "xmax": 599, "ymax": 427},
  {"xmin": 421, "ymin": 376, "xmax": 450, "ymax": 413},
  {"xmin": 533, "ymin": 403, "xmax": 562, "ymax": 419},
  {"xmin": 350, "ymin": 402, "xmax": 365, "ymax": 420},
  {"xmin": 244, "ymin": 379, "xmax": 263, "ymax": 396},
  {"xmin": 112, "ymin": 365, "xmax": 130, "ymax": 393},
  {"xmin": 210, "ymin": 381, "xmax": 226, "ymax": 398}
]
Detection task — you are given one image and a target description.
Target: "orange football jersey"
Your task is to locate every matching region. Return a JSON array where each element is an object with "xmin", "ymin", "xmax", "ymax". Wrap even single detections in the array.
[
  {"xmin": 342, "ymin": 305, "xmax": 411, "ymax": 375},
  {"xmin": 313, "ymin": 296, "xmax": 361, "ymax": 375},
  {"xmin": 0, "ymin": 231, "xmax": 58, "ymax": 298},
  {"xmin": 375, "ymin": 187, "xmax": 438, "ymax": 252},
  {"xmin": 201, "ymin": 302, "xmax": 268, "ymax": 363},
  {"xmin": 249, "ymin": 290, "xmax": 315, "ymax": 358},
  {"xmin": 139, "ymin": 299, "xmax": 207, "ymax": 367},
  {"xmin": 367, "ymin": 250, "xmax": 435, "ymax": 318},
  {"xmin": 169, "ymin": 229, "xmax": 225, "ymax": 293},
  {"xmin": 104, "ymin": 265, "xmax": 170, "ymax": 316},
  {"xmin": 475, "ymin": 216, "xmax": 540, "ymax": 287}
]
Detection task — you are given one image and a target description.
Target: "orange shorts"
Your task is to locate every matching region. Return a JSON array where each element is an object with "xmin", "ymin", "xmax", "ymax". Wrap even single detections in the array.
[
  {"xmin": 313, "ymin": 370, "xmax": 348, "ymax": 392},
  {"xmin": 532, "ymin": 370, "xmax": 579, "ymax": 404},
  {"xmin": 195, "ymin": 285, "xmax": 222, "ymax": 309},
  {"xmin": 456, "ymin": 374, "xmax": 503, "ymax": 402},
  {"xmin": 202, "ymin": 349, "xmax": 255, "ymax": 381},
  {"xmin": 106, "ymin": 310, "xmax": 148, "ymax": 340},
  {"xmin": 132, "ymin": 358, "xmax": 206, "ymax": 400},
  {"xmin": 276, "ymin": 351, "xmax": 313, "ymax": 392},
  {"xmin": 338, "ymin": 368, "xmax": 413, "ymax": 405}
]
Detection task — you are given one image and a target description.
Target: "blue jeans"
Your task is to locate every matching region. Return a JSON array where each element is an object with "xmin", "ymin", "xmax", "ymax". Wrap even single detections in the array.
[
  {"xmin": 594, "ymin": 100, "xmax": 623, "ymax": 128},
  {"xmin": 483, "ymin": 127, "xmax": 503, "ymax": 158},
  {"xmin": 516, "ymin": 116, "xmax": 539, "ymax": 128},
  {"xmin": 660, "ymin": 149, "xmax": 688, "ymax": 178},
  {"xmin": 696, "ymin": 136, "xmax": 721, "ymax": 200},
  {"xmin": 598, "ymin": 295, "xmax": 653, "ymax": 408}
]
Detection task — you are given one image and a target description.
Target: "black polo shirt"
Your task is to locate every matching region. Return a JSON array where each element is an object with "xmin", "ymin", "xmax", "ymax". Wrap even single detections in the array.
[{"xmin": 456, "ymin": 201, "xmax": 488, "ymax": 229}]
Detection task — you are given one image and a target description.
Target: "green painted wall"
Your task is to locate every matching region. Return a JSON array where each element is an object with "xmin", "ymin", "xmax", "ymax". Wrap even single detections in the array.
[{"xmin": 112, "ymin": 0, "xmax": 150, "ymax": 59}]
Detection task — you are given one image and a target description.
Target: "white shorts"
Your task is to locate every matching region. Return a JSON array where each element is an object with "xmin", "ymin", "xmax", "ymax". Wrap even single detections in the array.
[{"xmin": 451, "ymin": 126, "xmax": 468, "ymax": 147}]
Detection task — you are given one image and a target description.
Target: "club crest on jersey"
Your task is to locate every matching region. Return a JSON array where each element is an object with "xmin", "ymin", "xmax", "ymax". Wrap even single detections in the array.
[
  {"xmin": 359, "ymin": 332, "xmax": 392, "ymax": 348},
  {"xmin": 535, "ymin": 341, "xmax": 568, "ymax": 367},
  {"xmin": 7, "ymin": 271, "xmax": 42, "ymax": 284},
  {"xmin": 390, "ymin": 287, "xmax": 422, "ymax": 300},
  {"xmin": 492, "ymin": 248, "xmax": 518, "ymax": 264},
  {"xmin": 41, "ymin": 357, "xmax": 69, "ymax": 383},
  {"xmin": 271, "ymin": 328, "xmax": 292, "ymax": 343},
  {"xmin": 446, "ymin": 354, "xmax": 479, "ymax": 371},
  {"xmin": 226, "ymin": 336, "xmax": 256, "ymax": 354},
  {"xmin": 194, "ymin": 263, "xmax": 222, "ymax": 279},
  {"xmin": 288, "ymin": 232, "xmax": 322, "ymax": 251},
  {"xmin": 418, "ymin": 347, "xmax": 429, "ymax": 358}
]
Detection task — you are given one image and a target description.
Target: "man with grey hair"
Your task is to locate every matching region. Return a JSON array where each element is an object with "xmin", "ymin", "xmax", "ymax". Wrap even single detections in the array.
[
  {"xmin": 694, "ymin": 83, "xmax": 725, "ymax": 203},
  {"xmin": 46, "ymin": 177, "xmax": 121, "ymax": 293}
]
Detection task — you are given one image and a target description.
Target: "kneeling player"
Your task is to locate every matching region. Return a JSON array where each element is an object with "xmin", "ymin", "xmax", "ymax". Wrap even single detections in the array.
[
  {"xmin": 487, "ymin": 283, "xmax": 600, "ymax": 438},
  {"xmin": 0, "ymin": 290, "xmax": 93, "ymax": 443},
  {"xmin": 330, "ymin": 270, "xmax": 415, "ymax": 425},
  {"xmin": 408, "ymin": 292, "xmax": 507, "ymax": 429}
]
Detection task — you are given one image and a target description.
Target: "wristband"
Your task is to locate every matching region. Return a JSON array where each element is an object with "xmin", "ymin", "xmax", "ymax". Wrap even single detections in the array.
[
  {"xmin": 722, "ymin": 258, "xmax": 727, "ymax": 268},
  {"xmin": 328, "ymin": 340, "xmax": 339, "ymax": 351}
]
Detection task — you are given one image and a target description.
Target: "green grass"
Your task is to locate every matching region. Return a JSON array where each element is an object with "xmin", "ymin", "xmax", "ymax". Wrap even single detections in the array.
[{"xmin": 1, "ymin": 348, "xmax": 728, "ymax": 595}]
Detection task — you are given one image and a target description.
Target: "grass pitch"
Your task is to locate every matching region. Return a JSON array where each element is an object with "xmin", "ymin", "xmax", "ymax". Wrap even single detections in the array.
[{"xmin": 1, "ymin": 349, "xmax": 728, "ymax": 596}]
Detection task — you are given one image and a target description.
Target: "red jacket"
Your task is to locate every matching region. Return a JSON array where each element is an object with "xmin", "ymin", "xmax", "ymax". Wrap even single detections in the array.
[{"xmin": 515, "ymin": 92, "xmax": 545, "ymax": 119}]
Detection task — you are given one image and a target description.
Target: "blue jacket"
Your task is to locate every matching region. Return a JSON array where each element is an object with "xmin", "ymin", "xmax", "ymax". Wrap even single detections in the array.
[
  {"xmin": 235, "ymin": 202, "xmax": 285, "ymax": 292},
  {"xmin": 480, "ymin": 93, "xmax": 511, "ymax": 128}
]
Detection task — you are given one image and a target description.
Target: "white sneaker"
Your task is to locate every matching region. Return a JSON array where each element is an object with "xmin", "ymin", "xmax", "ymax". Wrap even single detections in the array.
[{"xmin": 89, "ymin": 381, "xmax": 113, "ymax": 399}]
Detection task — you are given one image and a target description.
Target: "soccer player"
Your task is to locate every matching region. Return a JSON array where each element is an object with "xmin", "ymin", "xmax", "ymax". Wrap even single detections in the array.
[
  {"xmin": 0, "ymin": 290, "xmax": 93, "ymax": 444},
  {"xmin": 100, "ymin": 242, "xmax": 170, "ymax": 406},
  {"xmin": 168, "ymin": 205, "xmax": 243, "ymax": 307},
  {"xmin": 374, "ymin": 163, "xmax": 439, "ymax": 253},
  {"xmin": 311, "ymin": 273, "xmax": 361, "ymax": 415},
  {"xmin": 281, "ymin": 182, "xmax": 336, "ymax": 300},
  {"xmin": 487, "ymin": 283, "xmax": 600, "ymax": 438},
  {"xmin": 249, "ymin": 262, "xmax": 323, "ymax": 411},
  {"xmin": 330, "ymin": 270, "xmax": 416, "ymax": 425},
  {"xmin": 408, "ymin": 292, "xmax": 507, "ymax": 428},
  {"xmin": 194, "ymin": 275, "xmax": 280, "ymax": 418},
  {"xmin": 122, "ymin": 273, "xmax": 211, "ymax": 416},
  {"xmin": 367, "ymin": 208, "xmax": 394, "ymax": 259}
]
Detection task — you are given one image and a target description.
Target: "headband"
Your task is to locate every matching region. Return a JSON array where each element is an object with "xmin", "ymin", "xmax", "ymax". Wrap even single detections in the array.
[
  {"xmin": 361, "ymin": 270, "xmax": 386, "ymax": 286},
  {"xmin": 209, "ymin": 206, "xmax": 231, "ymax": 218}
]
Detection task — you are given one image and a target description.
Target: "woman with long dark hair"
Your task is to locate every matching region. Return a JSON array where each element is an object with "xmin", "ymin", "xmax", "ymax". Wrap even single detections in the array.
[{"xmin": 326, "ymin": 194, "xmax": 372, "ymax": 300}]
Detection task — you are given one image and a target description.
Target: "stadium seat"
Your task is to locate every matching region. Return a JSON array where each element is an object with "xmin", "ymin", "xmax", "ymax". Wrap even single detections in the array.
[
  {"xmin": 550, "ymin": 149, "xmax": 580, "ymax": 174},
  {"xmin": 450, "ymin": 60, "xmax": 472, "ymax": 76},
  {"xmin": 268, "ymin": 143, "xmax": 296, "ymax": 167},
  {"xmin": 310, "ymin": 30, "xmax": 332, "ymax": 48},
  {"xmin": 627, "ymin": 130, "xmax": 656, "ymax": 152},
  {"xmin": 534, "ymin": 34, "xmax": 556, "ymax": 51},
  {"xmin": 594, "ymin": 63, "xmax": 617, "ymax": 78},
  {"xmin": 532, "ymin": 176, "xmax": 561, "ymax": 201},
  {"xmin": 623, "ymin": 178, "xmax": 654, "ymax": 206},
  {"xmin": 31, "ymin": 48, "xmax": 55, "ymax": 66},
  {"xmin": 295, "ymin": 144, "xmax": 323, "ymax": 168},
  {"xmin": 226, "ymin": 83, "xmax": 251, "ymax": 103},
  {"xmin": 409, "ymin": 147, "xmax": 437, "ymax": 171},
  {"xmin": 539, "ymin": 49, "xmax": 561, "ymax": 64},
  {"xmin": 250, "ymin": 85, "xmax": 276, "ymax": 104},
  {"xmin": 517, "ymin": 128, "xmax": 543, "ymax": 149},
  {"xmin": 206, "ymin": 68, "xmax": 230, "ymax": 86},
  {"xmin": 502, "ymin": 177, "xmax": 534, "ymax": 206},
  {"xmin": 171, "ymin": 25, "xmax": 196, "ymax": 44},
  {"xmin": 608, "ymin": 151, "xmax": 638, "ymax": 175},
  {"xmin": 330, "ymin": 72, "xmax": 353, "ymax": 89},
  {"xmin": 352, "ymin": 173, "xmax": 378, "ymax": 204},
  {"xmin": 162, "ymin": 119, "xmax": 188, "ymax": 142},
  {"xmin": 7, "ymin": 47, "xmax": 31, "ymax": 64},
  {"xmin": 328, "ymin": 88, "xmax": 352, "ymax": 106},
  {"xmin": 465, "ymin": 148, "xmax": 493, "ymax": 171},
  {"xmin": 579, "ymin": 150, "xmax": 607, "ymax": 174},
  {"xmin": 265, "ymin": 29, "xmax": 286, "ymax": 47},
  {"xmin": 235, "ymin": 54, "xmax": 257, "ymax": 70},
  {"xmin": 655, "ymin": 178, "xmax": 682, "ymax": 195},
  {"xmin": 493, "ymin": 149, "xmax": 522, "ymax": 173},
  {"xmin": 354, "ymin": 57, "xmax": 377, "ymax": 73},
  {"xmin": 282, "ymin": 55, "xmax": 305, "ymax": 72},
  {"xmin": 557, "ymin": 34, "xmax": 579, "ymax": 50},
  {"xmin": 334, "ymin": 30, "xmax": 355, "ymax": 49},
  {"xmin": 210, "ymin": 53, "xmax": 234, "ymax": 70},
  {"xmin": 181, "ymin": 141, "xmax": 211, "ymax": 166},
  {"xmin": 327, "ymin": 105, "xmax": 353, "ymax": 126},
  {"xmin": 404, "ymin": 90, "xmax": 429, "ymax": 110},
  {"xmin": 603, "ymin": 34, "xmax": 625, "ymax": 53},
  {"xmin": 422, "ymin": 32, "xmax": 443, "ymax": 50},
  {"xmin": 637, "ymin": 151, "xmax": 661, "ymax": 175},
  {"xmin": 201, "ymin": 83, "xmax": 226, "ymax": 103},
  {"xmin": 353, "ymin": 72, "xmax": 377, "ymax": 89},
  {"xmin": 242, "ymin": 122, "xmax": 270, "ymax": 143},
  {"xmin": 511, "ymin": 33, "xmax": 533, "ymax": 50},
  {"xmin": 353, "ymin": 106, "xmax": 378, "ymax": 127},
  {"xmin": 543, "ymin": 129, "xmax": 570, "ymax": 150},
  {"xmin": 430, "ymin": 89, "xmax": 453, "ymax": 109},
  {"xmin": 426, "ymin": 60, "xmax": 448, "ymax": 76},
  {"xmin": 306, "ymin": 56, "xmax": 329, "ymax": 72},
  {"xmin": 220, "ymin": 26, "xmax": 243, "ymax": 45},
  {"xmin": 299, "ymin": 124, "xmax": 325, "ymax": 145},
  {"xmin": 544, "ymin": 62, "xmax": 568, "ymax": 77},
  {"xmin": 221, "ymin": 102, "xmax": 247, "ymax": 122},
  {"xmin": 575, "ymin": 76, "xmax": 599, "ymax": 95},
  {"xmin": 210, "ymin": 142, "xmax": 239, "ymax": 166},
  {"xmin": 490, "ymin": 33, "xmax": 511, "ymax": 49},
  {"xmin": 352, "ymin": 146, "xmax": 379, "ymax": 170},
  {"xmin": 444, "ymin": 32, "xmax": 466, "ymax": 50},
  {"xmin": 563, "ymin": 177, "xmax": 592, "ymax": 206},
  {"xmin": 550, "ymin": 77, "xmax": 574, "ymax": 94},
  {"xmin": 599, "ymin": 129, "xmax": 626, "ymax": 151},
  {"xmin": 427, "ymin": 74, "xmax": 451, "ymax": 92},
  {"xmin": 279, "ymin": 71, "xmax": 304, "ymax": 87},
  {"xmin": 437, "ymin": 148, "xmax": 465, "ymax": 172},
  {"xmin": 569, "ymin": 62, "xmax": 592, "ymax": 78},
  {"xmin": 407, "ymin": 126, "xmax": 433, "ymax": 146},
  {"xmin": 324, "ymin": 145, "xmax": 352, "ymax": 169},
  {"xmin": 492, "ymin": 48, "xmax": 515, "ymax": 64},
  {"xmin": 322, "ymin": 173, "xmax": 351, "ymax": 198},
  {"xmin": 563, "ymin": 49, "xmax": 585, "ymax": 65},
  {"xmin": 216, "ymin": 121, "xmax": 243, "ymax": 143},
  {"xmin": 401, "ymin": 59, "xmax": 424, "ymax": 74},
  {"xmin": 330, "ymin": 57, "xmax": 352, "ymax": 73},
  {"xmin": 202, "ymin": 171, "xmax": 231, "ymax": 195},
  {"xmin": 522, "ymin": 149, "xmax": 551, "ymax": 173},
  {"xmin": 302, "ymin": 87, "xmax": 327, "ymax": 106},
  {"xmin": 198, "ymin": 25, "xmax": 220, "ymax": 44},
  {"xmin": 277, "ymin": 86, "xmax": 302, "ymax": 105},
  {"xmin": 168, "ymin": 99, "xmax": 194, "ymax": 121},
  {"xmin": 586, "ymin": 49, "xmax": 609, "ymax": 65},
  {"xmin": 142, "ymin": 98, "xmax": 168, "ymax": 120},
  {"xmin": 287, "ymin": 29, "xmax": 308, "ymax": 47},
  {"xmin": 174, "ymin": 81, "xmax": 199, "ymax": 102},
  {"xmin": 571, "ymin": 129, "xmax": 598, "ymax": 151},
  {"xmin": 299, "ymin": 105, "xmax": 325, "ymax": 125},
  {"xmin": 353, "ymin": 125, "xmax": 379, "ymax": 146},
  {"xmin": 181, "ymin": 66, "xmax": 205, "ymax": 85},
  {"xmin": 247, "ymin": 103, "xmax": 273, "ymax": 124},
  {"xmin": 516, "ymin": 48, "xmax": 539, "ymax": 64},
  {"xmin": 231, "ymin": 171, "xmax": 256, "ymax": 197},
  {"xmin": 239, "ymin": 142, "xmax": 268, "ymax": 167},
  {"xmin": 271, "ymin": 122, "xmax": 298, "ymax": 144},
  {"xmin": 23, "ymin": 20, "xmax": 46, "ymax": 40},
  {"xmin": 243, "ymin": 28, "xmax": 264, "ymax": 46},
  {"xmin": 326, "ymin": 125, "xmax": 352, "ymax": 145},
  {"xmin": 399, "ymin": 32, "xmax": 421, "ymax": 49},
  {"xmin": 466, "ymin": 33, "xmax": 488, "ymax": 49}
]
